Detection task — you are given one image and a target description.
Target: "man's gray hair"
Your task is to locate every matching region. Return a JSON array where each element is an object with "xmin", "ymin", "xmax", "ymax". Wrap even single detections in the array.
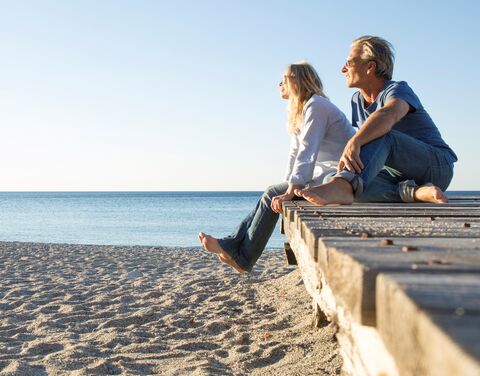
[{"xmin": 352, "ymin": 35, "xmax": 395, "ymax": 80}]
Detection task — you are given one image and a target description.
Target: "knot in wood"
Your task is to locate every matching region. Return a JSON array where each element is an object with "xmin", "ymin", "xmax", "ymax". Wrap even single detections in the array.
[
  {"xmin": 401, "ymin": 246, "xmax": 419, "ymax": 253},
  {"xmin": 379, "ymin": 239, "xmax": 393, "ymax": 246}
]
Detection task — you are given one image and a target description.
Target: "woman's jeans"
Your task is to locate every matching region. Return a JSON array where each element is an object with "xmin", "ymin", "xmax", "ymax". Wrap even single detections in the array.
[
  {"xmin": 218, "ymin": 182, "xmax": 288, "ymax": 272},
  {"xmin": 335, "ymin": 130, "xmax": 454, "ymax": 202}
]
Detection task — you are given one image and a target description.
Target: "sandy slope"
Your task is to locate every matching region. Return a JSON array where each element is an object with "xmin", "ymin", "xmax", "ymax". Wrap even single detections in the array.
[{"xmin": 0, "ymin": 242, "xmax": 341, "ymax": 375}]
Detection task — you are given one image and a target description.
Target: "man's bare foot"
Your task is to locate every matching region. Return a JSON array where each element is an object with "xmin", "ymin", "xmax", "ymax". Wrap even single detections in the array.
[
  {"xmin": 294, "ymin": 178, "xmax": 354, "ymax": 205},
  {"xmin": 198, "ymin": 232, "xmax": 247, "ymax": 273},
  {"xmin": 414, "ymin": 183, "xmax": 448, "ymax": 203}
]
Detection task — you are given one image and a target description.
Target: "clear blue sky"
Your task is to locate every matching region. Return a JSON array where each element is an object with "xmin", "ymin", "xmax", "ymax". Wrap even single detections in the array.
[{"xmin": 0, "ymin": 0, "xmax": 478, "ymax": 191}]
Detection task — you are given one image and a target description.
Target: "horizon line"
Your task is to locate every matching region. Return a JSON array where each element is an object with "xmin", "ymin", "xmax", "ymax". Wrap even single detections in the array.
[{"xmin": 0, "ymin": 190, "xmax": 478, "ymax": 193}]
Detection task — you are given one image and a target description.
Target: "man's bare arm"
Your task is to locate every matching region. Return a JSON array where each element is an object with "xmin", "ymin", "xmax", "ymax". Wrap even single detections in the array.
[
  {"xmin": 338, "ymin": 98, "xmax": 411, "ymax": 173},
  {"xmin": 353, "ymin": 98, "xmax": 411, "ymax": 146}
]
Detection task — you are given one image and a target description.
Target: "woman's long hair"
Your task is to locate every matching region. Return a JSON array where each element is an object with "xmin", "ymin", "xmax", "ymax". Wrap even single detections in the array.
[{"xmin": 285, "ymin": 62, "xmax": 327, "ymax": 134}]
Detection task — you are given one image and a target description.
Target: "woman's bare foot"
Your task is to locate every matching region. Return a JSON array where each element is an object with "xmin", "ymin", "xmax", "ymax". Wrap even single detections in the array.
[
  {"xmin": 414, "ymin": 183, "xmax": 448, "ymax": 203},
  {"xmin": 294, "ymin": 178, "xmax": 354, "ymax": 205},
  {"xmin": 198, "ymin": 232, "xmax": 247, "ymax": 273}
]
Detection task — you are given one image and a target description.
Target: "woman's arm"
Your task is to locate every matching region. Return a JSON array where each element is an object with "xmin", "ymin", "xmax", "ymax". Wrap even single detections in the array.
[
  {"xmin": 271, "ymin": 183, "xmax": 303, "ymax": 213},
  {"xmin": 284, "ymin": 136, "xmax": 299, "ymax": 182},
  {"xmin": 272, "ymin": 99, "xmax": 330, "ymax": 214},
  {"xmin": 287, "ymin": 100, "xmax": 329, "ymax": 185}
]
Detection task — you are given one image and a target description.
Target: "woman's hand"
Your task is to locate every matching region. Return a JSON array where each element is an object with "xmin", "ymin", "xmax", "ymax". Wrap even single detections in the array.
[
  {"xmin": 337, "ymin": 138, "xmax": 364, "ymax": 173},
  {"xmin": 271, "ymin": 192, "xmax": 295, "ymax": 214}
]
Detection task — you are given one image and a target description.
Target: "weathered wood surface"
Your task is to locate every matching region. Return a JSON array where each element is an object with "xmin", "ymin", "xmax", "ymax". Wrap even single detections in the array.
[
  {"xmin": 282, "ymin": 194, "xmax": 480, "ymax": 376},
  {"xmin": 286, "ymin": 200, "xmax": 480, "ymax": 218},
  {"xmin": 318, "ymin": 237, "xmax": 480, "ymax": 326},
  {"xmin": 377, "ymin": 272, "xmax": 480, "ymax": 376}
]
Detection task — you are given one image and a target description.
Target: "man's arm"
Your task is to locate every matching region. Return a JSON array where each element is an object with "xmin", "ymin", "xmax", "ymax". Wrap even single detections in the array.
[{"xmin": 338, "ymin": 98, "xmax": 411, "ymax": 173}]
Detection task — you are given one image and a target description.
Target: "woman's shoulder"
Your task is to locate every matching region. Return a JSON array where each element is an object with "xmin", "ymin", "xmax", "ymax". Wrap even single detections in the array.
[
  {"xmin": 305, "ymin": 94, "xmax": 343, "ymax": 115},
  {"xmin": 304, "ymin": 94, "xmax": 328, "ymax": 111},
  {"xmin": 307, "ymin": 93, "xmax": 329, "ymax": 105}
]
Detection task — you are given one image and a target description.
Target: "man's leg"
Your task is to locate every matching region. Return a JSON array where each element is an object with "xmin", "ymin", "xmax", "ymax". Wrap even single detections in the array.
[
  {"xmin": 355, "ymin": 169, "xmax": 405, "ymax": 202},
  {"xmin": 296, "ymin": 130, "xmax": 453, "ymax": 204},
  {"xmin": 340, "ymin": 130, "xmax": 442, "ymax": 199}
]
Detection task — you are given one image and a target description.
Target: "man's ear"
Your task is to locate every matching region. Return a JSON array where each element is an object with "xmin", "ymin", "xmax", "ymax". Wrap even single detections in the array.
[{"xmin": 367, "ymin": 60, "xmax": 377, "ymax": 73}]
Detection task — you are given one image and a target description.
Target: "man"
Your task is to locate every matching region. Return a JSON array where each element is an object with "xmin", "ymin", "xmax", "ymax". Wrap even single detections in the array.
[{"xmin": 295, "ymin": 35, "xmax": 457, "ymax": 204}]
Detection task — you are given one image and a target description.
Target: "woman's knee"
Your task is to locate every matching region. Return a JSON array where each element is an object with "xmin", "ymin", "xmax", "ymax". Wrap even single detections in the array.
[{"xmin": 262, "ymin": 183, "xmax": 287, "ymax": 205}]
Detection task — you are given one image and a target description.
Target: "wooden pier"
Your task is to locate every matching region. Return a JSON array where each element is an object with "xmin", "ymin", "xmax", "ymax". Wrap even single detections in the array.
[{"xmin": 282, "ymin": 194, "xmax": 480, "ymax": 376}]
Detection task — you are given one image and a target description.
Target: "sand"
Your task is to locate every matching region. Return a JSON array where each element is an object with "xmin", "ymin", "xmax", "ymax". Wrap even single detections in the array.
[{"xmin": 0, "ymin": 241, "xmax": 341, "ymax": 375}]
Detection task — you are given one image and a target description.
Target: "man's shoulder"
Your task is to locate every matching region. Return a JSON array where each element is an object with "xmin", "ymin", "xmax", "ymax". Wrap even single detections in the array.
[
  {"xmin": 384, "ymin": 80, "xmax": 413, "ymax": 93},
  {"xmin": 382, "ymin": 80, "xmax": 419, "ymax": 100},
  {"xmin": 382, "ymin": 80, "xmax": 422, "ymax": 110}
]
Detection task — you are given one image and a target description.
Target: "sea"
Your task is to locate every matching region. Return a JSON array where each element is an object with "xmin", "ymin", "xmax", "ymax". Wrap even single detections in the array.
[
  {"xmin": 0, "ymin": 191, "xmax": 285, "ymax": 248},
  {"xmin": 0, "ymin": 191, "xmax": 476, "ymax": 249}
]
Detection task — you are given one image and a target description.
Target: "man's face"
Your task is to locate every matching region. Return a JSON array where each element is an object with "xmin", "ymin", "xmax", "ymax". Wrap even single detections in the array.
[{"xmin": 341, "ymin": 47, "xmax": 370, "ymax": 88}]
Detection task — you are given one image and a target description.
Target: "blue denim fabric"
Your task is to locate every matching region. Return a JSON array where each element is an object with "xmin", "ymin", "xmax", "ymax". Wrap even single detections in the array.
[
  {"xmin": 217, "ymin": 182, "xmax": 289, "ymax": 272},
  {"xmin": 335, "ymin": 130, "xmax": 454, "ymax": 202}
]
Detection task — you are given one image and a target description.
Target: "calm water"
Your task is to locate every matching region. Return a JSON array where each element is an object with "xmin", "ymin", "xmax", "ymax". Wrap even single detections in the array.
[
  {"xmin": 0, "ymin": 192, "xmax": 284, "ymax": 248},
  {"xmin": 0, "ymin": 191, "xmax": 476, "ymax": 248}
]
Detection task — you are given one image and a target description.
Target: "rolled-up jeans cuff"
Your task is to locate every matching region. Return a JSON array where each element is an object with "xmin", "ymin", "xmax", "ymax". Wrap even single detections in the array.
[
  {"xmin": 334, "ymin": 170, "xmax": 364, "ymax": 198},
  {"xmin": 217, "ymin": 239, "xmax": 251, "ymax": 272},
  {"xmin": 399, "ymin": 180, "xmax": 418, "ymax": 202}
]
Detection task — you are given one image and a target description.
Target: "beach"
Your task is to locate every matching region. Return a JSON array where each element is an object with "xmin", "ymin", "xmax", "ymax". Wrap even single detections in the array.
[{"xmin": 0, "ymin": 242, "xmax": 341, "ymax": 375}]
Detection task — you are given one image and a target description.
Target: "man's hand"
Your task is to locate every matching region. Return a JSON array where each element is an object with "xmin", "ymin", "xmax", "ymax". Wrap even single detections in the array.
[
  {"xmin": 338, "ymin": 138, "xmax": 364, "ymax": 173},
  {"xmin": 271, "ymin": 192, "xmax": 295, "ymax": 214},
  {"xmin": 336, "ymin": 98, "xmax": 411, "ymax": 174}
]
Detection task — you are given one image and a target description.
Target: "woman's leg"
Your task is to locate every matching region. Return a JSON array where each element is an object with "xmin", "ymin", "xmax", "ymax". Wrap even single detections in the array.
[
  {"xmin": 224, "ymin": 182, "xmax": 289, "ymax": 271},
  {"xmin": 219, "ymin": 182, "xmax": 288, "ymax": 271},
  {"xmin": 200, "ymin": 182, "xmax": 289, "ymax": 272}
]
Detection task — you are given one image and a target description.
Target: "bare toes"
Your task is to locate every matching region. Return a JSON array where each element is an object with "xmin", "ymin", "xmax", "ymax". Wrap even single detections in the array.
[{"xmin": 294, "ymin": 189, "xmax": 304, "ymax": 197}]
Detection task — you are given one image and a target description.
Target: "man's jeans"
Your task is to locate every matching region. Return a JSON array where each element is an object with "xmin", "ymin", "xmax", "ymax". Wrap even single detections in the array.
[
  {"xmin": 218, "ymin": 182, "xmax": 288, "ymax": 272},
  {"xmin": 335, "ymin": 130, "xmax": 454, "ymax": 202}
]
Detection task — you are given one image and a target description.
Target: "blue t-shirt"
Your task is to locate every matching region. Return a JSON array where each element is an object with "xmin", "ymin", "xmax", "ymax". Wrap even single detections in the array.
[{"xmin": 351, "ymin": 80, "xmax": 457, "ymax": 163}]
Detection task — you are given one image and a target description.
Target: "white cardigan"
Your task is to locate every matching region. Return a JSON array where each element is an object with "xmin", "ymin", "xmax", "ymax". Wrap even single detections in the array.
[{"xmin": 285, "ymin": 94, "xmax": 355, "ymax": 186}]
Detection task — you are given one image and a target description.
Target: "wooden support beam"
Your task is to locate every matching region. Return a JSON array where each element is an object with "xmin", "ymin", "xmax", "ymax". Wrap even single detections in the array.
[{"xmin": 283, "ymin": 242, "xmax": 297, "ymax": 265}]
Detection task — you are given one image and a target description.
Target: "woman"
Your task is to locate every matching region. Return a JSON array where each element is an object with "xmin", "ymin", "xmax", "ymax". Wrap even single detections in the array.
[{"xmin": 199, "ymin": 62, "xmax": 355, "ymax": 273}]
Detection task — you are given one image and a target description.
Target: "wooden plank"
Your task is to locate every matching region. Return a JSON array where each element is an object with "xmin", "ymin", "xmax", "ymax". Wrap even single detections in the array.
[
  {"xmin": 305, "ymin": 212, "xmax": 480, "ymax": 218},
  {"xmin": 286, "ymin": 202, "xmax": 480, "ymax": 218},
  {"xmin": 291, "ymin": 202, "xmax": 480, "ymax": 209},
  {"xmin": 282, "ymin": 202, "xmax": 298, "ymax": 222},
  {"xmin": 317, "ymin": 237, "xmax": 480, "ymax": 326},
  {"xmin": 377, "ymin": 272, "xmax": 480, "ymax": 376},
  {"xmin": 293, "ymin": 207, "xmax": 480, "ymax": 214},
  {"xmin": 299, "ymin": 207, "xmax": 480, "ymax": 213},
  {"xmin": 292, "ymin": 199, "xmax": 480, "ymax": 208},
  {"xmin": 295, "ymin": 217, "xmax": 479, "ymax": 238},
  {"xmin": 445, "ymin": 194, "xmax": 480, "ymax": 200}
]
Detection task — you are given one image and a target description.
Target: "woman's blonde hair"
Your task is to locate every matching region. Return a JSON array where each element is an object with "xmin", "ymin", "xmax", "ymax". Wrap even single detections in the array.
[{"xmin": 285, "ymin": 61, "xmax": 327, "ymax": 134}]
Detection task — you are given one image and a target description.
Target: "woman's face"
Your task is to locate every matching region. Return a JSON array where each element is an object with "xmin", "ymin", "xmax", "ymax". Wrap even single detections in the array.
[{"xmin": 279, "ymin": 74, "xmax": 290, "ymax": 99}]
